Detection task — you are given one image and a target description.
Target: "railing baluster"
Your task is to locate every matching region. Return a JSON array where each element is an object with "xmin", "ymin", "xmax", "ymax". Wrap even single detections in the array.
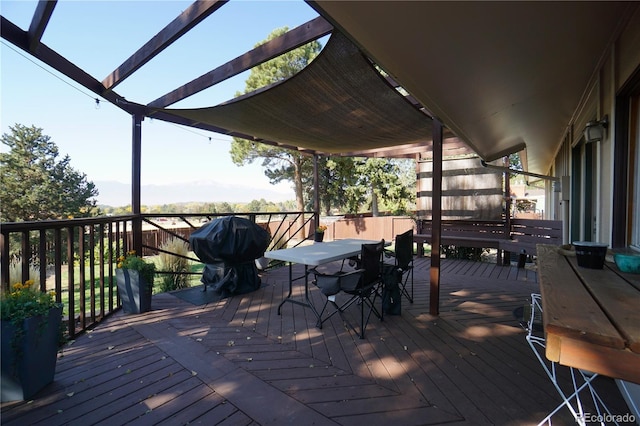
[
  {"xmin": 1, "ymin": 232, "xmax": 8, "ymax": 290},
  {"xmin": 21, "ymin": 230, "xmax": 30, "ymax": 283},
  {"xmin": 39, "ymin": 229, "xmax": 47, "ymax": 292},
  {"xmin": 99, "ymin": 223, "xmax": 105, "ymax": 319},
  {"xmin": 107, "ymin": 222, "xmax": 114, "ymax": 312},
  {"xmin": 54, "ymin": 229, "xmax": 62, "ymax": 305},
  {"xmin": 89, "ymin": 224, "xmax": 96, "ymax": 323},
  {"xmin": 78, "ymin": 225, "xmax": 86, "ymax": 330},
  {"xmin": 67, "ymin": 225, "xmax": 76, "ymax": 338}
]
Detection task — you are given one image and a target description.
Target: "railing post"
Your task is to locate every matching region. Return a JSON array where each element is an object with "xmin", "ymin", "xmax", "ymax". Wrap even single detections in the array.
[{"xmin": 1, "ymin": 231, "xmax": 8, "ymax": 289}]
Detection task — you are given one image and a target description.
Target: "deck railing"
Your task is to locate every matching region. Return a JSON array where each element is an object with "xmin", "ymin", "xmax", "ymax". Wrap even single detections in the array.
[
  {"xmin": 1, "ymin": 212, "xmax": 316, "ymax": 338},
  {"xmin": 1, "ymin": 213, "xmax": 560, "ymax": 339}
]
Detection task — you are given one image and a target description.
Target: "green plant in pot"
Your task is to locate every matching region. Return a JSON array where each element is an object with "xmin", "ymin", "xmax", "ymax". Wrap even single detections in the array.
[
  {"xmin": 1, "ymin": 280, "xmax": 64, "ymax": 401},
  {"xmin": 314, "ymin": 224, "xmax": 327, "ymax": 242},
  {"xmin": 116, "ymin": 250, "xmax": 156, "ymax": 314}
]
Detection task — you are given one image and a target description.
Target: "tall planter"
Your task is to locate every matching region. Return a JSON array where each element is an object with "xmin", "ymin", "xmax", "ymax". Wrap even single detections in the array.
[
  {"xmin": 116, "ymin": 269, "xmax": 152, "ymax": 314},
  {"xmin": 1, "ymin": 305, "xmax": 63, "ymax": 402}
]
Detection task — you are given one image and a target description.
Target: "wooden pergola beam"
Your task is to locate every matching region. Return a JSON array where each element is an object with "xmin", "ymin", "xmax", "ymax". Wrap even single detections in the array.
[
  {"xmin": 337, "ymin": 136, "xmax": 472, "ymax": 159},
  {"xmin": 28, "ymin": 0, "xmax": 57, "ymax": 53},
  {"xmin": 148, "ymin": 16, "xmax": 333, "ymax": 108},
  {"xmin": 102, "ymin": 0, "xmax": 227, "ymax": 91},
  {"xmin": 1, "ymin": 15, "xmax": 144, "ymax": 116}
]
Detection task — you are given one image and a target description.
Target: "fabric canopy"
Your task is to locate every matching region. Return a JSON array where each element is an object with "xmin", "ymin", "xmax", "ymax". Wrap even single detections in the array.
[{"xmin": 155, "ymin": 32, "xmax": 434, "ymax": 154}]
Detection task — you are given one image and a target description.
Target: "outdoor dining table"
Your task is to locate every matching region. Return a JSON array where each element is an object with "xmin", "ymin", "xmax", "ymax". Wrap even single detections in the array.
[
  {"xmin": 536, "ymin": 244, "xmax": 640, "ymax": 384},
  {"xmin": 264, "ymin": 238, "xmax": 382, "ymax": 323}
]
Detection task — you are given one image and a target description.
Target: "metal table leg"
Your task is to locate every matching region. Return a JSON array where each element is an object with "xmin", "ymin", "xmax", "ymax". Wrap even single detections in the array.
[
  {"xmin": 277, "ymin": 264, "xmax": 321, "ymax": 323},
  {"xmin": 526, "ymin": 293, "xmax": 620, "ymax": 426}
]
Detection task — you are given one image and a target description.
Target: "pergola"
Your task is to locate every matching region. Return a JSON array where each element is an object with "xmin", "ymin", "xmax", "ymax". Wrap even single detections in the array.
[{"xmin": 1, "ymin": 0, "xmax": 633, "ymax": 314}]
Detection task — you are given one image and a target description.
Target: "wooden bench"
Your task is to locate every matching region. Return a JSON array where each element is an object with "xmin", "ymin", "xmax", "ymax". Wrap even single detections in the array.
[
  {"xmin": 500, "ymin": 219, "xmax": 562, "ymax": 256},
  {"xmin": 415, "ymin": 219, "xmax": 563, "ymax": 264},
  {"xmin": 414, "ymin": 220, "xmax": 506, "ymax": 262}
]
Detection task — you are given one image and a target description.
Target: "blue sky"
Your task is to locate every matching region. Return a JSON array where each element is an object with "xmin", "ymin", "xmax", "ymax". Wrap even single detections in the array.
[{"xmin": 0, "ymin": 0, "xmax": 320, "ymax": 205}]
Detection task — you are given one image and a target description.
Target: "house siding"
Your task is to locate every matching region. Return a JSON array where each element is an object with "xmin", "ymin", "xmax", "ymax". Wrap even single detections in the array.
[{"xmin": 553, "ymin": 4, "xmax": 640, "ymax": 247}]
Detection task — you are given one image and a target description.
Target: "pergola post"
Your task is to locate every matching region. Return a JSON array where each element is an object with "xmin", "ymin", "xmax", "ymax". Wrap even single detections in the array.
[
  {"xmin": 429, "ymin": 119, "xmax": 443, "ymax": 316},
  {"xmin": 132, "ymin": 114, "xmax": 144, "ymax": 256},
  {"xmin": 313, "ymin": 154, "xmax": 320, "ymax": 230},
  {"xmin": 503, "ymin": 155, "xmax": 511, "ymax": 265}
]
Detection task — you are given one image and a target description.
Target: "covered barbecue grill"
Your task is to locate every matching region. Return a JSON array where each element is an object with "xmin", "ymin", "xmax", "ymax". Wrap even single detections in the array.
[{"xmin": 189, "ymin": 216, "xmax": 270, "ymax": 297}]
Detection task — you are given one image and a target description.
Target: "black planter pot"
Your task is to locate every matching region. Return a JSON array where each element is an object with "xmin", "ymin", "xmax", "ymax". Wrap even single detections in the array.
[
  {"xmin": 116, "ymin": 269, "xmax": 152, "ymax": 314},
  {"xmin": 1, "ymin": 305, "xmax": 63, "ymax": 401},
  {"xmin": 314, "ymin": 232, "xmax": 325, "ymax": 242}
]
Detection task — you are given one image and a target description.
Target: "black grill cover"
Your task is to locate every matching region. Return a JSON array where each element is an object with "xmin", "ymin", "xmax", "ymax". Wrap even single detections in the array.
[
  {"xmin": 189, "ymin": 216, "xmax": 270, "ymax": 296},
  {"xmin": 189, "ymin": 216, "xmax": 270, "ymax": 264}
]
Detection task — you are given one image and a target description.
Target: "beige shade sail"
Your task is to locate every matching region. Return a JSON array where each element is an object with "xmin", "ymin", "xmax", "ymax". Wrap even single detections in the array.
[{"xmin": 153, "ymin": 32, "xmax": 436, "ymax": 155}]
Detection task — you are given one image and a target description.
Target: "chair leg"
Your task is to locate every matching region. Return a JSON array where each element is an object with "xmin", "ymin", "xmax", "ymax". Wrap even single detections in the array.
[
  {"xmin": 358, "ymin": 284, "xmax": 384, "ymax": 339},
  {"xmin": 360, "ymin": 297, "xmax": 366, "ymax": 339},
  {"xmin": 399, "ymin": 268, "xmax": 414, "ymax": 303},
  {"xmin": 316, "ymin": 298, "xmax": 342, "ymax": 329},
  {"xmin": 377, "ymin": 282, "xmax": 384, "ymax": 322},
  {"xmin": 315, "ymin": 299, "xmax": 330, "ymax": 328}
]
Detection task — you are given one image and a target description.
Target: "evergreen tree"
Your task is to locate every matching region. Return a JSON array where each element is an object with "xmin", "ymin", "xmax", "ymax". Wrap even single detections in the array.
[{"xmin": 1, "ymin": 124, "xmax": 98, "ymax": 222}]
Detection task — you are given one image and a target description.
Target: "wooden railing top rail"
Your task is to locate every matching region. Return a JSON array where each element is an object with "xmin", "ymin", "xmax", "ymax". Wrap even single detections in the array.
[{"xmin": 0, "ymin": 215, "xmax": 137, "ymax": 232}]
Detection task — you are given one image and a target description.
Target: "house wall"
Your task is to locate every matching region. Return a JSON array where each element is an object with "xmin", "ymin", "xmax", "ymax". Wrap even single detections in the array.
[{"xmin": 551, "ymin": 5, "xmax": 640, "ymax": 247}]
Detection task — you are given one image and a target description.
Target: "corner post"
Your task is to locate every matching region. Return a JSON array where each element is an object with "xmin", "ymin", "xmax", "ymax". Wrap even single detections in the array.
[
  {"xmin": 502, "ymin": 155, "xmax": 511, "ymax": 265},
  {"xmin": 313, "ymin": 154, "xmax": 320, "ymax": 230},
  {"xmin": 132, "ymin": 114, "xmax": 144, "ymax": 256},
  {"xmin": 429, "ymin": 118, "xmax": 443, "ymax": 316}
]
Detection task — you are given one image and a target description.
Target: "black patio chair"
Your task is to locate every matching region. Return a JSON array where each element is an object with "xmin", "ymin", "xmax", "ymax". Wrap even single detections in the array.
[
  {"xmin": 313, "ymin": 240, "xmax": 385, "ymax": 339},
  {"xmin": 385, "ymin": 229, "xmax": 414, "ymax": 303}
]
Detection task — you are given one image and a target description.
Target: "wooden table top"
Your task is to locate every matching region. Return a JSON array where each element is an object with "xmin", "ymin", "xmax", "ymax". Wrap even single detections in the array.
[{"xmin": 537, "ymin": 244, "xmax": 640, "ymax": 385}]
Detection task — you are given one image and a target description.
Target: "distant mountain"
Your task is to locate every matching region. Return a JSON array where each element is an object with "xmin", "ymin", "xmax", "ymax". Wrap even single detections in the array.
[{"xmin": 94, "ymin": 180, "xmax": 293, "ymax": 207}]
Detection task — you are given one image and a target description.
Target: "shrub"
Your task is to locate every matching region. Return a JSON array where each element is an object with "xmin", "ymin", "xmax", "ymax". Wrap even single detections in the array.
[
  {"xmin": 158, "ymin": 238, "xmax": 190, "ymax": 292},
  {"xmin": 442, "ymin": 245, "xmax": 486, "ymax": 261},
  {"xmin": 8, "ymin": 260, "xmax": 40, "ymax": 287},
  {"xmin": 268, "ymin": 230, "xmax": 288, "ymax": 251}
]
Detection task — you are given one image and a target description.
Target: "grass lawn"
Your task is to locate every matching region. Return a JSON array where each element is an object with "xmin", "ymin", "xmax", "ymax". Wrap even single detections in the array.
[{"xmin": 52, "ymin": 257, "xmax": 205, "ymax": 315}]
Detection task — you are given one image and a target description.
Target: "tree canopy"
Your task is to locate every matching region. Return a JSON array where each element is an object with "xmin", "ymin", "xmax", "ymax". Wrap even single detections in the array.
[
  {"xmin": 310, "ymin": 157, "xmax": 414, "ymax": 215},
  {"xmin": 0, "ymin": 124, "xmax": 98, "ymax": 222},
  {"xmin": 230, "ymin": 28, "xmax": 322, "ymax": 215},
  {"xmin": 230, "ymin": 28, "xmax": 416, "ymax": 217}
]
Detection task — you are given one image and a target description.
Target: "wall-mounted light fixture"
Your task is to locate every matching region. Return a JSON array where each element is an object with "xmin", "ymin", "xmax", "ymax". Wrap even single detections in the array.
[{"xmin": 583, "ymin": 115, "xmax": 608, "ymax": 143}]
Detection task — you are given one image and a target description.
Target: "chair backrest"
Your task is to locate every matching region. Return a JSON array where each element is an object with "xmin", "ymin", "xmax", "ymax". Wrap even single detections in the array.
[
  {"xmin": 394, "ymin": 229, "xmax": 413, "ymax": 269},
  {"xmin": 360, "ymin": 240, "xmax": 384, "ymax": 286}
]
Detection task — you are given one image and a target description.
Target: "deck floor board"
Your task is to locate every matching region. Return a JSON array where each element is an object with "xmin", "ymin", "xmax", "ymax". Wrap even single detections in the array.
[{"xmin": 2, "ymin": 257, "xmax": 631, "ymax": 425}]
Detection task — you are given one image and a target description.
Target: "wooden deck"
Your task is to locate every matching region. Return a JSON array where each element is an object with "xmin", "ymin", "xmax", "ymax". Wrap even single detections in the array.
[{"xmin": 2, "ymin": 258, "xmax": 631, "ymax": 425}]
